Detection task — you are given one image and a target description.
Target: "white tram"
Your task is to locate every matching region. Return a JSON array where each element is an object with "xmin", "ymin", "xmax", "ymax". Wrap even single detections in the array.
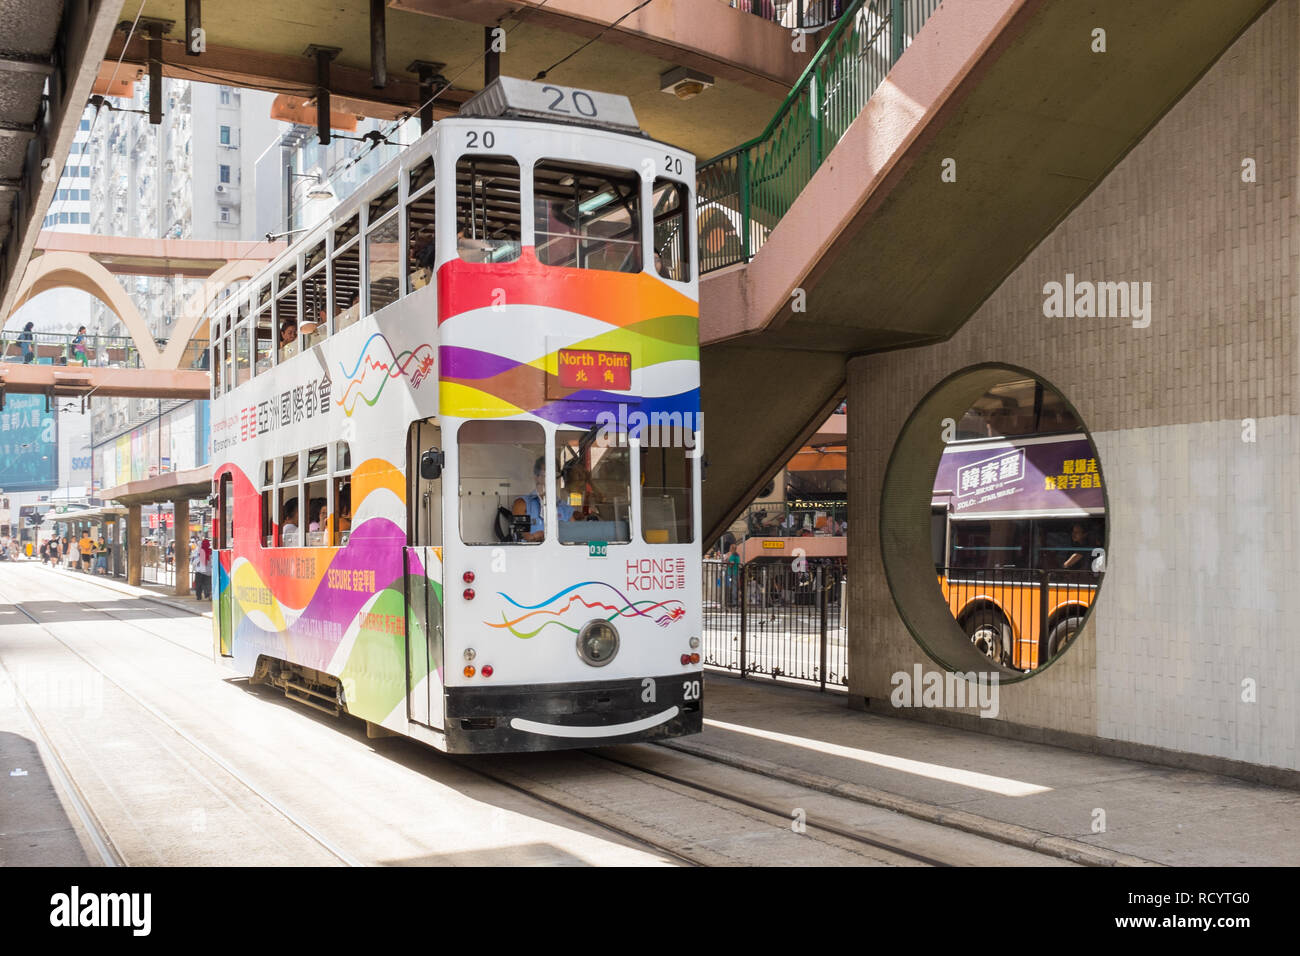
[{"xmin": 208, "ymin": 78, "xmax": 703, "ymax": 752}]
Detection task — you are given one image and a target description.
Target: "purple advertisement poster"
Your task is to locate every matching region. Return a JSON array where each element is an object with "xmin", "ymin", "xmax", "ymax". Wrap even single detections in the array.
[{"xmin": 933, "ymin": 435, "xmax": 1104, "ymax": 515}]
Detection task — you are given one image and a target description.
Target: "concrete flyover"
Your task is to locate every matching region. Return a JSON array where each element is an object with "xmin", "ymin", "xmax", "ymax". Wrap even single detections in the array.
[{"xmin": 696, "ymin": 0, "xmax": 1278, "ymax": 543}]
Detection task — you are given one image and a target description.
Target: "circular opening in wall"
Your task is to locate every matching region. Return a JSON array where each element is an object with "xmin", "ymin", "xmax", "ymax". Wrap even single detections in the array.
[{"xmin": 881, "ymin": 365, "xmax": 1107, "ymax": 682}]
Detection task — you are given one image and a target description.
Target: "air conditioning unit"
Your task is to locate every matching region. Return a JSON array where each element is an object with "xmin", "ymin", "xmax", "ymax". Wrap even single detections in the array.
[{"xmin": 215, "ymin": 184, "xmax": 227, "ymax": 194}]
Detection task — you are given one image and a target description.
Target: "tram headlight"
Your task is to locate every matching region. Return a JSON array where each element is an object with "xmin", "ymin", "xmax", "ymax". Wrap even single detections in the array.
[{"xmin": 576, "ymin": 619, "xmax": 619, "ymax": 667}]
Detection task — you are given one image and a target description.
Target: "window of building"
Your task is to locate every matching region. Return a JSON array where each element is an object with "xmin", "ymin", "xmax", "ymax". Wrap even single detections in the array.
[
  {"xmin": 458, "ymin": 420, "xmax": 545, "ymax": 545},
  {"xmin": 534, "ymin": 160, "xmax": 641, "ymax": 273},
  {"xmin": 640, "ymin": 427, "xmax": 695, "ymax": 544},
  {"xmin": 220, "ymin": 88, "xmax": 231, "ymax": 105},
  {"xmin": 555, "ymin": 427, "xmax": 631, "ymax": 545},
  {"xmin": 81, "ymin": 212, "xmax": 91, "ymax": 224},
  {"xmin": 81, "ymin": 166, "xmax": 90, "ymax": 177},
  {"xmin": 406, "ymin": 168, "xmax": 436, "ymax": 292},
  {"xmin": 219, "ymin": 165, "xmax": 231, "ymax": 184},
  {"xmin": 79, "ymin": 119, "xmax": 89, "ymax": 130},
  {"xmin": 219, "ymin": 126, "xmax": 231, "ymax": 146},
  {"xmin": 455, "ymin": 155, "xmax": 521, "ymax": 263}
]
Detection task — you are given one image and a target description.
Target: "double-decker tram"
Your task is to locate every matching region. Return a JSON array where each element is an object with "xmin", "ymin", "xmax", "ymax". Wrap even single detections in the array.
[{"xmin": 207, "ymin": 78, "xmax": 703, "ymax": 752}]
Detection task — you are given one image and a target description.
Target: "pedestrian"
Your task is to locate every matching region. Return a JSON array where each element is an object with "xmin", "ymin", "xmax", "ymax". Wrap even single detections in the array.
[
  {"xmin": 725, "ymin": 543, "xmax": 741, "ymax": 608},
  {"xmin": 94, "ymin": 537, "xmax": 109, "ymax": 575},
  {"xmin": 78, "ymin": 530, "xmax": 94, "ymax": 571},
  {"xmin": 71, "ymin": 326, "xmax": 89, "ymax": 366},
  {"xmin": 18, "ymin": 321, "xmax": 35, "ymax": 363},
  {"xmin": 191, "ymin": 538, "xmax": 212, "ymax": 600}
]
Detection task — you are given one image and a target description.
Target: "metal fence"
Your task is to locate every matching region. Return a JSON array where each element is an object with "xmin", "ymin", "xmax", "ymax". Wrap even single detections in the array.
[
  {"xmin": 938, "ymin": 565, "xmax": 1102, "ymax": 671},
  {"xmin": 0, "ymin": 330, "xmax": 207, "ymax": 371},
  {"xmin": 699, "ymin": 0, "xmax": 944, "ymax": 273},
  {"xmin": 702, "ymin": 558, "xmax": 848, "ymax": 689}
]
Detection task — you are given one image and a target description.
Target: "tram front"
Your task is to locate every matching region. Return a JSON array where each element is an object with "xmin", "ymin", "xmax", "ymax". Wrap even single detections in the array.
[{"xmin": 433, "ymin": 80, "xmax": 703, "ymax": 752}]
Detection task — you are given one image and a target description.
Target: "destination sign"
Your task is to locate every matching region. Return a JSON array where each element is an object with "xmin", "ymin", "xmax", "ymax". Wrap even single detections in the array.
[{"xmin": 557, "ymin": 349, "xmax": 632, "ymax": 390}]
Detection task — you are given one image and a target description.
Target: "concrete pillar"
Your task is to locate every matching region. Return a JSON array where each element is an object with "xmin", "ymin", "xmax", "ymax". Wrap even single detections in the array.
[
  {"xmin": 126, "ymin": 503, "xmax": 141, "ymax": 587},
  {"xmin": 173, "ymin": 497, "xmax": 190, "ymax": 596}
]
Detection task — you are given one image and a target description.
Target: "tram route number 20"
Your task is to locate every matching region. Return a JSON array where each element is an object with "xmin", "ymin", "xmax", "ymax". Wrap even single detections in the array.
[{"xmin": 682, "ymin": 679, "xmax": 701, "ymax": 701}]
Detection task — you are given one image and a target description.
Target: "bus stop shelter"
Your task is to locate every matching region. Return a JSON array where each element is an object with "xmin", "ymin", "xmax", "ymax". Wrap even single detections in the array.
[
  {"xmin": 101, "ymin": 467, "xmax": 210, "ymax": 594},
  {"xmin": 42, "ymin": 505, "xmax": 129, "ymax": 575}
]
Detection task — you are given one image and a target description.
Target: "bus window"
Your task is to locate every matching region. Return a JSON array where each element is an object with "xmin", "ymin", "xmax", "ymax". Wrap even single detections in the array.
[
  {"xmin": 949, "ymin": 519, "xmax": 1030, "ymax": 571},
  {"xmin": 458, "ymin": 420, "xmax": 545, "ymax": 545},
  {"xmin": 261, "ymin": 460, "xmax": 274, "ymax": 547},
  {"xmin": 455, "ymin": 155, "xmax": 521, "ymax": 263},
  {"xmin": 652, "ymin": 178, "xmax": 690, "ymax": 282},
  {"xmin": 332, "ymin": 240, "xmax": 361, "ymax": 332},
  {"xmin": 640, "ymin": 428, "xmax": 695, "ymax": 544},
  {"xmin": 332, "ymin": 441, "xmax": 352, "ymax": 546},
  {"xmin": 535, "ymin": 160, "xmax": 641, "ymax": 273},
  {"xmin": 302, "ymin": 269, "xmax": 327, "ymax": 349},
  {"xmin": 1036, "ymin": 517, "xmax": 1104, "ymax": 571},
  {"xmin": 276, "ymin": 265, "xmax": 299, "ymax": 361},
  {"xmin": 556, "ymin": 428, "xmax": 631, "ymax": 545},
  {"xmin": 366, "ymin": 212, "xmax": 400, "ymax": 314},
  {"xmin": 407, "ymin": 179, "xmax": 436, "ymax": 291}
]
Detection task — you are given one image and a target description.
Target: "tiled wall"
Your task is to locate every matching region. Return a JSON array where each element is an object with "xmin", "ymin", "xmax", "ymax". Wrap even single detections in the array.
[{"xmin": 848, "ymin": 0, "xmax": 1298, "ymax": 770}]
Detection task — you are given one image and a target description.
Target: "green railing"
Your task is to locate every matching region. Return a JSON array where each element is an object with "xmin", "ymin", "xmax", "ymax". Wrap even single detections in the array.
[{"xmin": 698, "ymin": 0, "xmax": 943, "ymax": 273}]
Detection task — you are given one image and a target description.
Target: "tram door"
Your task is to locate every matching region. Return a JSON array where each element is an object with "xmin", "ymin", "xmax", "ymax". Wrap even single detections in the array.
[{"xmin": 405, "ymin": 420, "xmax": 444, "ymax": 729}]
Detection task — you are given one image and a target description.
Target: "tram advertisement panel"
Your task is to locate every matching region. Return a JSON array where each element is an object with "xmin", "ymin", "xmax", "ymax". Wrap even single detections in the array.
[{"xmin": 935, "ymin": 435, "xmax": 1103, "ymax": 515}]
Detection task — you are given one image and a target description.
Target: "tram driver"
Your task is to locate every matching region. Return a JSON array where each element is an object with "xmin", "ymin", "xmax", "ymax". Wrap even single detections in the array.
[{"xmin": 511, "ymin": 456, "xmax": 579, "ymax": 542}]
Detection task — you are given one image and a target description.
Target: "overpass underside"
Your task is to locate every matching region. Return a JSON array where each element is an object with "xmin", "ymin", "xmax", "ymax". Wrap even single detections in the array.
[
  {"xmin": 697, "ymin": 0, "xmax": 1276, "ymax": 543},
  {"xmin": 0, "ymin": 364, "xmax": 208, "ymax": 401}
]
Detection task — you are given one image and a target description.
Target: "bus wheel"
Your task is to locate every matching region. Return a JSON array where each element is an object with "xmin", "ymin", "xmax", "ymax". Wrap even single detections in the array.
[
  {"xmin": 965, "ymin": 615, "xmax": 1011, "ymax": 665},
  {"xmin": 1047, "ymin": 615, "xmax": 1084, "ymax": 658}
]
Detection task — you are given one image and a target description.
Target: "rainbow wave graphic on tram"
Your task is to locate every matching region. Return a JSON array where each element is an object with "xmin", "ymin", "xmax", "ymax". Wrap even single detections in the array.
[
  {"xmin": 337, "ymin": 332, "xmax": 435, "ymax": 416},
  {"xmin": 487, "ymin": 581, "xmax": 687, "ymax": 639},
  {"xmin": 436, "ymin": 249, "xmax": 699, "ymax": 421}
]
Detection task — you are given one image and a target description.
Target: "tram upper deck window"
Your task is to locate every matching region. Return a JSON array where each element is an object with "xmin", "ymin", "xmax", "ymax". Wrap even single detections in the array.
[
  {"xmin": 234, "ymin": 322, "xmax": 250, "ymax": 387},
  {"xmin": 332, "ymin": 238, "xmax": 361, "ymax": 332},
  {"xmin": 652, "ymin": 178, "xmax": 690, "ymax": 282},
  {"xmin": 212, "ymin": 340, "xmax": 223, "ymax": 397},
  {"xmin": 458, "ymin": 420, "xmax": 545, "ymax": 545},
  {"xmin": 302, "ymin": 268, "xmax": 327, "ymax": 349},
  {"xmin": 534, "ymin": 160, "xmax": 641, "ymax": 273},
  {"xmin": 455, "ymin": 155, "xmax": 521, "ymax": 263},
  {"xmin": 407, "ymin": 162, "xmax": 436, "ymax": 291},
  {"xmin": 366, "ymin": 212, "xmax": 400, "ymax": 314},
  {"xmin": 556, "ymin": 427, "xmax": 631, "ymax": 545},
  {"xmin": 254, "ymin": 303, "xmax": 272, "ymax": 374},
  {"xmin": 640, "ymin": 426, "xmax": 695, "ymax": 544},
  {"xmin": 276, "ymin": 265, "xmax": 300, "ymax": 361}
]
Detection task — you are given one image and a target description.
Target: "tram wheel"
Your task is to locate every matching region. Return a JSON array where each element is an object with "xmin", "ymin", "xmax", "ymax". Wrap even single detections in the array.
[{"xmin": 1046, "ymin": 615, "xmax": 1084, "ymax": 658}]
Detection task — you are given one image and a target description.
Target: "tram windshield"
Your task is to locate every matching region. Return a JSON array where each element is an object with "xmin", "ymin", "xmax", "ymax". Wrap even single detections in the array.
[
  {"xmin": 535, "ymin": 160, "xmax": 641, "ymax": 273},
  {"xmin": 555, "ymin": 427, "xmax": 632, "ymax": 544},
  {"xmin": 458, "ymin": 420, "xmax": 546, "ymax": 545}
]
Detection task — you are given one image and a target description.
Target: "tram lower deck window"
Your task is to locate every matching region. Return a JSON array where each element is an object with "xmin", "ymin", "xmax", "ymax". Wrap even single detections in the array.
[
  {"xmin": 458, "ymin": 420, "xmax": 545, "ymax": 545},
  {"xmin": 640, "ymin": 428, "xmax": 695, "ymax": 544},
  {"xmin": 556, "ymin": 427, "xmax": 631, "ymax": 544}
]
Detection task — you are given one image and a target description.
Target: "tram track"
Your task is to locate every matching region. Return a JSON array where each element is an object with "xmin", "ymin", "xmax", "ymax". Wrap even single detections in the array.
[
  {"xmin": 0, "ymin": 583, "xmax": 362, "ymax": 867},
  {"xmin": 9, "ymin": 567, "xmax": 1081, "ymax": 866}
]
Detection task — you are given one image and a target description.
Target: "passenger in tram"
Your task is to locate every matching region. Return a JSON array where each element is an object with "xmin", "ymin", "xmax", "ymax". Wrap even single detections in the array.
[
  {"xmin": 335, "ymin": 489, "xmax": 351, "ymax": 543},
  {"xmin": 410, "ymin": 226, "xmax": 436, "ymax": 288},
  {"xmin": 279, "ymin": 319, "xmax": 298, "ymax": 358},
  {"xmin": 457, "ymin": 227, "xmax": 494, "ymax": 263},
  {"xmin": 281, "ymin": 499, "xmax": 300, "ymax": 545}
]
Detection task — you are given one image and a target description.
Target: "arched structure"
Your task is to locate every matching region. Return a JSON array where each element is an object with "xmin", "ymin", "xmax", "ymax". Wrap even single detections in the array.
[{"xmin": 6, "ymin": 251, "xmax": 263, "ymax": 370}]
